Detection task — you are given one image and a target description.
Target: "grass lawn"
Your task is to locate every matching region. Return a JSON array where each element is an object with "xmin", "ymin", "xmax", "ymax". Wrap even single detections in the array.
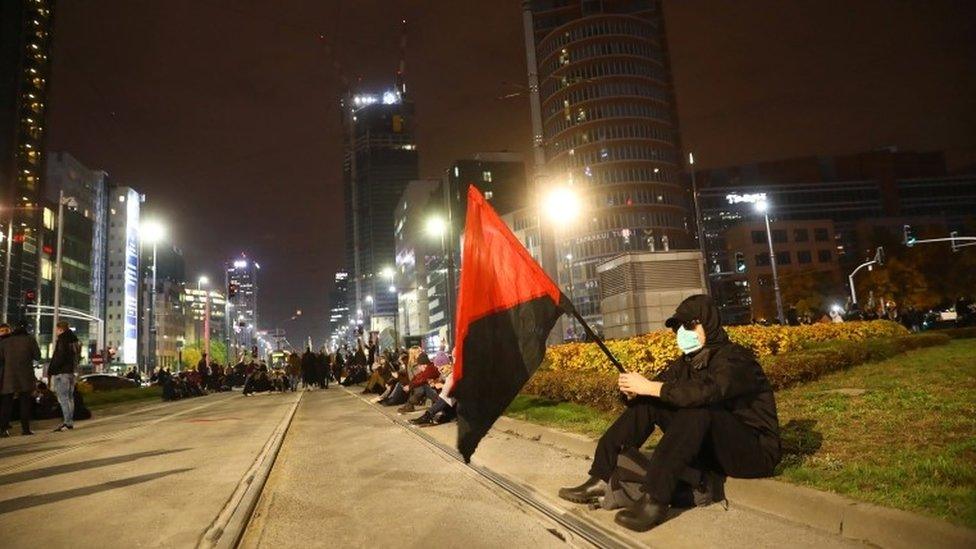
[
  {"xmin": 83, "ymin": 386, "xmax": 163, "ymax": 409},
  {"xmin": 776, "ymin": 338, "xmax": 976, "ymax": 527},
  {"xmin": 508, "ymin": 339, "xmax": 976, "ymax": 527}
]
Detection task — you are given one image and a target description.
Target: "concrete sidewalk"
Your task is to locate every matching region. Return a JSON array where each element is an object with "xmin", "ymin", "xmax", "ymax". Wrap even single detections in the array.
[
  {"xmin": 0, "ymin": 390, "xmax": 300, "ymax": 548},
  {"xmin": 300, "ymin": 388, "xmax": 866, "ymax": 548}
]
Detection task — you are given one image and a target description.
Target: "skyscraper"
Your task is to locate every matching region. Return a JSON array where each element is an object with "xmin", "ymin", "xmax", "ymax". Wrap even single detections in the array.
[
  {"xmin": 47, "ymin": 151, "xmax": 110, "ymax": 343},
  {"xmin": 523, "ymin": 0, "xmax": 693, "ymax": 331},
  {"xmin": 327, "ymin": 270, "xmax": 349, "ymax": 347},
  {"xmin": 226, "ymin": 254, "xmax": 258, "ymax": 355},
  {"xmin": 0, "ymin": 0, "xmax": 55, "ymax": 323},
  {"xmin": 341, "ymin": 84, "xmax": 418, "ymax": 326}
]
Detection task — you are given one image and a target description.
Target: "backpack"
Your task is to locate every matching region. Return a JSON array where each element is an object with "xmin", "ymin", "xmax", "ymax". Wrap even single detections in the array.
[{"xmin": 598, "ymin": 447, "xmax": 726, "ymax": 510}]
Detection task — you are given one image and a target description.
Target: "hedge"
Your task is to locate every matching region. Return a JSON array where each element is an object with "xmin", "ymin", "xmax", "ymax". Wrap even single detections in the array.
[
  {"xmin": 541, "ymin": 320, "xmax": 909, "ymax": 378},
  {"xmin": 524, "ymin": 331, "xmax": 949, "ymax": 412}
]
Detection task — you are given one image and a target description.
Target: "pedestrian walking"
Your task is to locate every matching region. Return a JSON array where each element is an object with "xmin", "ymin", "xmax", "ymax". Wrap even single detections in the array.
[
  {"xmin": 0, "ymin": 323, "xmax": 42, "ymax": 437},
  {"xmin": 286, "ymin": 351, "xmax": 301, "ymax": 391},
  {"xmin": 49, "ymin": 321, "xmax": 82, "ymax": 432}
]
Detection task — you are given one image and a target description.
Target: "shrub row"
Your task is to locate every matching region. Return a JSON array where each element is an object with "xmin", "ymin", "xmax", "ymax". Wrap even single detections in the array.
[
  {"xmin": 542, "ymin": 320, "xmax": 909, "ymax": 378},
  {"xmin": 524, "ymin": 332, "xmax": 950, "ymax": 412}
]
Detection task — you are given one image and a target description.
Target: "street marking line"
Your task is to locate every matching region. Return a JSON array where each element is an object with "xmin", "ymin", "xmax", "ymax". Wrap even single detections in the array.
[
  {"xmin": 338, "ymin": 386, "xmax": 642, "ymax": 549},
  {"xmin": 0, "ymin": 395, "xmax": 235, "ymax": 475},
  {"xmin": 198, "ymin": 390, "xmax": 303, "ymax": 549}
]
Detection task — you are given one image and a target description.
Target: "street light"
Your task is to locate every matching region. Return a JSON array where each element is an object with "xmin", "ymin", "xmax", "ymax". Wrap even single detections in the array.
[
  {"xmin": 52, "ymin": 192, "xmax": 78, "ymax": 347},
  {"xmin": 425, "ymin": 215, "xmax": 455, "ymax": 347},
  {"xmin": 141, "ymin": 220, "xmax": 166, "ymax": 374},
  {"xmin": 726, "ymin": 193, "xmax": 784, "ymax": 324},
  {"xmin": 543, "ymin": 185, "xmax": 582, "ymax": 223},
  {"xmin": 198, "ymin": 275, "xmax": 211, "ymax": 367}
]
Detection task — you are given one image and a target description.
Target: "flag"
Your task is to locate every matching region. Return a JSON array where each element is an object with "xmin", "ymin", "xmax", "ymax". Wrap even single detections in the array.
[{"xmin": 453, "ymin": 185, "xmax": 566, "ymax": 462}]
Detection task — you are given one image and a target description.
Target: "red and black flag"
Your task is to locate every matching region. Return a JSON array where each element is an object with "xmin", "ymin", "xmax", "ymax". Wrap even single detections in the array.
[{"xmin": 453, "ymin": 185, "xmax": 567, "ymax": 462}]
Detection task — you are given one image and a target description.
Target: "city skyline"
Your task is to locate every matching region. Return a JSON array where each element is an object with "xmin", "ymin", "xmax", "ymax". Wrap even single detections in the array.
[{"xmin": 43, "ymin": 0, "xmax": 976, "ymax": 342}]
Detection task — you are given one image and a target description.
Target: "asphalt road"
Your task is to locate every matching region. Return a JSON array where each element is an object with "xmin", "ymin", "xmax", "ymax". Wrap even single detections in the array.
[{"xmin": 0, "ymin": 390, "xmax": 300, "ymax": 548}]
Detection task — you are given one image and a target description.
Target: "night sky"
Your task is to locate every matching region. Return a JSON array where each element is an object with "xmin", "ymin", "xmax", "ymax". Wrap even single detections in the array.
[{"xmin": 46, "ymin": 1, "xmax": 976, "ymax": 344}]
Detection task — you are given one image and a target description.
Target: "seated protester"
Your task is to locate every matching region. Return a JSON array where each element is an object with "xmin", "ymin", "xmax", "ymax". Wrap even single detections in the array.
[
  {"xmin": 558, "ymin": 295, "xmax": 781, "ymax": 532},
  {"xmin": 31, "ymin": 381, "xmax": 92, "ymax": 421},
  {"xmin": 409, "ymin": 362, "xmax": 456, "ymax": 426},
  {"xmin": 362, "ymin": 356, "xmax": 392, "ymax": 395},
  {"xmin": 340, "ymin": 362, "xmax": 368, "ymax": 386},
  {"xmin": 243, "ymin": 366, "xmax": 273, "ymax": 396},
  {"xmin": 396, "ymin": 353, "xmax": 439, "ymax": 413},
  {"xmin": 375, "ymin": 353, "xmax": 410, "ymax": 404}
]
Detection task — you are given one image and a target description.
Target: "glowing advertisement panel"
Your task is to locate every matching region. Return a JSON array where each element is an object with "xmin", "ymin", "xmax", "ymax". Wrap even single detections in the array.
[{"xmin": 122, "ymin": 190, "xmax": 140, "ymax": 363}]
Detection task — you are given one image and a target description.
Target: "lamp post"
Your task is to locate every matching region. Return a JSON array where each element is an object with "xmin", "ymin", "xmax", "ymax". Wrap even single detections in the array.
[
  {"xmin": 52, "ymin": 191, "xmax": 78, "ymax": 345},
  {"xmin": 141, "ymin": 221, "xmax": 165, "ymax": 375},
  {"xmin": 425, "ymin": 216, "xmax": 454, "ymax": 347},
  {"xmin": 198, "ymin": 275, "xmax": 211, "ymax": 367},
  {"xmin": 543, "ymin": 185, "xmax": 582, "ymax": 341},
  {"xmin": 727, "ymin": 193, "xmax": 784, "ymax": 324}
]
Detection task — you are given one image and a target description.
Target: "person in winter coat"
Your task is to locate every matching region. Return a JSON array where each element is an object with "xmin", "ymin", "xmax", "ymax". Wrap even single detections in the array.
[
  {"xmin": 48, "ymin": 321, "xmax": 81, "ymax": 432},
  {"xmin": 558, "ymin": 295, "xmax": 781, "ymax": 533},
  {"xmin": 286, "ymin": 352, "xmax": 301, "ymax": 391},
  {"xmin": 301, "ymin": 348, "xmax": 317, "ymax": 389},
  {"xmin": 0, "ymin": 323, "xmax": 42, "ymax": 437}
]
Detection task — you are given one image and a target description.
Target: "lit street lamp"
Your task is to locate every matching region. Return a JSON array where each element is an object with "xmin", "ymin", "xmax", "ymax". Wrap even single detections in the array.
[
  {"xmin": 425, "ymin": 216, "xmax": 455, "ymax": 346},
  {"xmin": 198, "ymin": 275, "xmax": 211, "ymax": 367},
  {"xmin": 726, "ymin": 193, "xmax": 784, "ymax": 324},
  {"xmin": 141, "ymin": 220, "xmax": 166, "ymax": 374},
  {"xmin": 543, "ymin": 185, "xmax": 582, "ymax": 340}
]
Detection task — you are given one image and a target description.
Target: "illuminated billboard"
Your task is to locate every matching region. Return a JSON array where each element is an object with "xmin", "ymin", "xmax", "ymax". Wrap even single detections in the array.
[{"xmin": 122, "ymin": 189, "xmax": 140, "ymax": 363}]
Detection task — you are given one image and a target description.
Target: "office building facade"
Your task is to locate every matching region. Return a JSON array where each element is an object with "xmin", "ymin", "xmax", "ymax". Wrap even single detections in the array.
[
  {"xmin": 0, "ymin": 0, "xmax": 55, "ymax": 323},
  {"xmin": 47, "ymin": 152, "xmax": 110, "ymax": 340},
  {"xmin": 341, "ymin": 87, "xmax": 418, "ymax": 325},
  {"xmin": 37, "ymin": 203, "xmax": 93, "ymax": 356},
  {"xmin": 226, "ymin": 255, "xmax": 258, "ymax": 354},
  {"xmin": 183, "ymin": 287, "xmax": 227, "ymax": 352},
  {"xmin": 328, "ymin": 270, "xmax": 350, "ymax": 348},
  {"xmin": 525, "ymin": 0, "xmax": 694, "ymax": 332},
  {"xmin": 697, "ymin": 149, "xmax": 976, "ymax": 322},
  {"xmin": 393, "ymin": 180, "xmax": 441, "ymax": 345}
]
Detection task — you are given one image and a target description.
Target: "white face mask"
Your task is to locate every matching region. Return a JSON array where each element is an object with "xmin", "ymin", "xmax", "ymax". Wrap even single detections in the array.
[{"xmin": 676, "ymin": 325, "xmax": 704, "ymax": 355}]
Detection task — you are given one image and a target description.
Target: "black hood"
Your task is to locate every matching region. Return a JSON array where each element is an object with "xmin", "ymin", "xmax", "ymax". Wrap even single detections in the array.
[
  {"xmin": 665, "ymin": 294, "xmax": 729, "ymax": 347},
  {"xmin": 59, "ymin": 328, "xmax": 79, "ymax": 343}
]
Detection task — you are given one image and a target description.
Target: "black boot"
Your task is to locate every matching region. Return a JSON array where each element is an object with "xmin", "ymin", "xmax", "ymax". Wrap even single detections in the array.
[
  {"xmin": 614, "ymin": 495, "xmax": 669, "ymax": 532},
  {"xmin": 558, "ymin": 476, "xmax": 606, "ymax": 504}
]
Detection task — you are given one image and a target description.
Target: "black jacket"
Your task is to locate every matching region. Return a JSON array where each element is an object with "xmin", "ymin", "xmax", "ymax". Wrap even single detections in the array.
[
  {"xmin": 656, "ymin": 295, "xmax": 781, "ymax": 466},
  {"xmin": 49, "ymin": 329, "xmax": 81, "ymax": 376}
]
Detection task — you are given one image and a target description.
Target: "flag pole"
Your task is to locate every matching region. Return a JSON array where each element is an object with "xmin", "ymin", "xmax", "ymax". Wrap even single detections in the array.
[{"xmin": 560, "ymin": 297, "xmax": 626, "ymax": 373}]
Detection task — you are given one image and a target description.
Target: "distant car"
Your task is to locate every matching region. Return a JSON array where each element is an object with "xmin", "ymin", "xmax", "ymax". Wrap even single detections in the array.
[{"xmin": 79, "ymin": 374, "xmax": 139, "ymax": 391}]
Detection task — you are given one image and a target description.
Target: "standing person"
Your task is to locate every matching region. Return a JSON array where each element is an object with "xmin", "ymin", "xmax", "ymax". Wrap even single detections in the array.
[
  {"xmin": 48, "ymin": 321, "xmax": 81, "ymax": 432},
  {"xmin": 197, "ymin": 354, "xmax": 210, "ymax": 387},
  {"xmin": 301, "ymin": 348, "xmax": 317, "ymax": 389},
  {"xmin": 315, "ymin": 348, "xmax": 329, "ymax": 389},
  {"xmin": 0, "ymin": 323, "xmax": 42, "ymax": 437},
  {"xmin": 286, "ymin": 351, "xmax": 301, "ymax": 391}
]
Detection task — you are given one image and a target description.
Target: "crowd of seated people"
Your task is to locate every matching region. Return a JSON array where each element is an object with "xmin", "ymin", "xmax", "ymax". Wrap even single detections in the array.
[{"xmin": 243, "ymin": 363, "xmax": 297, "ymax": 395}]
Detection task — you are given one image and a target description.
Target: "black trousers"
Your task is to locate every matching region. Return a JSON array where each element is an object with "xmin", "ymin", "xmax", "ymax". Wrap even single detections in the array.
[
  {"xmin": 589, "ymin": 398, "xmax": 774, "ymax": 504},
  {"xmin": 0, "ymin": 391, "xmax": 32, "ymax": 432}
]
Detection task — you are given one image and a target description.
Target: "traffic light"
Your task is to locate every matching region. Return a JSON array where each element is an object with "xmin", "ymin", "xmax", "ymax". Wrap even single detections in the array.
[
  {"xmin": 950, "ymin": 230, "xmax": 959, "ymax": 252},
  {"xmin": 23, "ymin": 289, "xmax": 36, "ymax": 305},
  {"xmin": 734, "ymin": 252, "xmax": 747, "ymax": 273},
  {"xmin": 903, "ymin": 225, "xmax": 917, "ymax": 247},
  {"xmin": 228, "ymin": 282, "xmax": 238, "ymax": 298}
]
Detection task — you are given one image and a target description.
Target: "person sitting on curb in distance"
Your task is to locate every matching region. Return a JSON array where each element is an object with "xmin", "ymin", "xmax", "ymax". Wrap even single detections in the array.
[{"xmin": 558, "ymin": 295, "xmax": 782, "ymax": 533}]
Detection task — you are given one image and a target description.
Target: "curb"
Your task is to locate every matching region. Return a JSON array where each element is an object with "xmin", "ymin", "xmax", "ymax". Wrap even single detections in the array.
[
  {"xmin": 197, "ymin": 391, "xmax": 303, "ymax": 549},
  {"xmin": 494, "ymin": 415, "xmax": 976, "ymax": 549}
]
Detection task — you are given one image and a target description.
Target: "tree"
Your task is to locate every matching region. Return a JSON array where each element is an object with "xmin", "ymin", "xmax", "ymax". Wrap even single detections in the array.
[
  {"xmin": 182, "ymin": 340, "xmax": 228, "ymax": 370},
  {"xmin": 780, "ymin": 269, "xmax": 843, "ymax": 315}
]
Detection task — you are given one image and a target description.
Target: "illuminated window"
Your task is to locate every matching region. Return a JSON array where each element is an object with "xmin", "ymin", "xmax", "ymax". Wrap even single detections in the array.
[
  {"xmin": 41, "ymin": 257, "xmax": 53, "ymax": 280},
  {"xmin": 482, "ymin": 171, "xmax": 492, "ymax": 182},
  {"xmin": 43, "ymin": 208, "xmax": 54, "ymax": 229}
]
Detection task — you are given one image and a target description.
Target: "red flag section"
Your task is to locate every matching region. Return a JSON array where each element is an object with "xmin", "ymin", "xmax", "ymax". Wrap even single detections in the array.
[{"xmin": 453, "ymin": 185, "xmax": 566, "ymax": 461}]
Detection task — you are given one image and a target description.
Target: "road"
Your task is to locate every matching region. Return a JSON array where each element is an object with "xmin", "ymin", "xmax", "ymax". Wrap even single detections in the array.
[
  {"xmin": 0, "ymin": 390, "xmax": 299, "ymax": 548},
  {"xmin": 0, "ymin": 387, "xmax": 863, "ymax": 548}
]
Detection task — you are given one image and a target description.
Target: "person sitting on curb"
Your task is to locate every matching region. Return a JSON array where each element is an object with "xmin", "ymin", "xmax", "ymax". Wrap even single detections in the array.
[
  {"xmin": 396, "ymin": 353, "xmax": 439, "ymax": 413},
  {"xmin": 558, "ymin": 294, "xmax": 781, "ymax": 533}
]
